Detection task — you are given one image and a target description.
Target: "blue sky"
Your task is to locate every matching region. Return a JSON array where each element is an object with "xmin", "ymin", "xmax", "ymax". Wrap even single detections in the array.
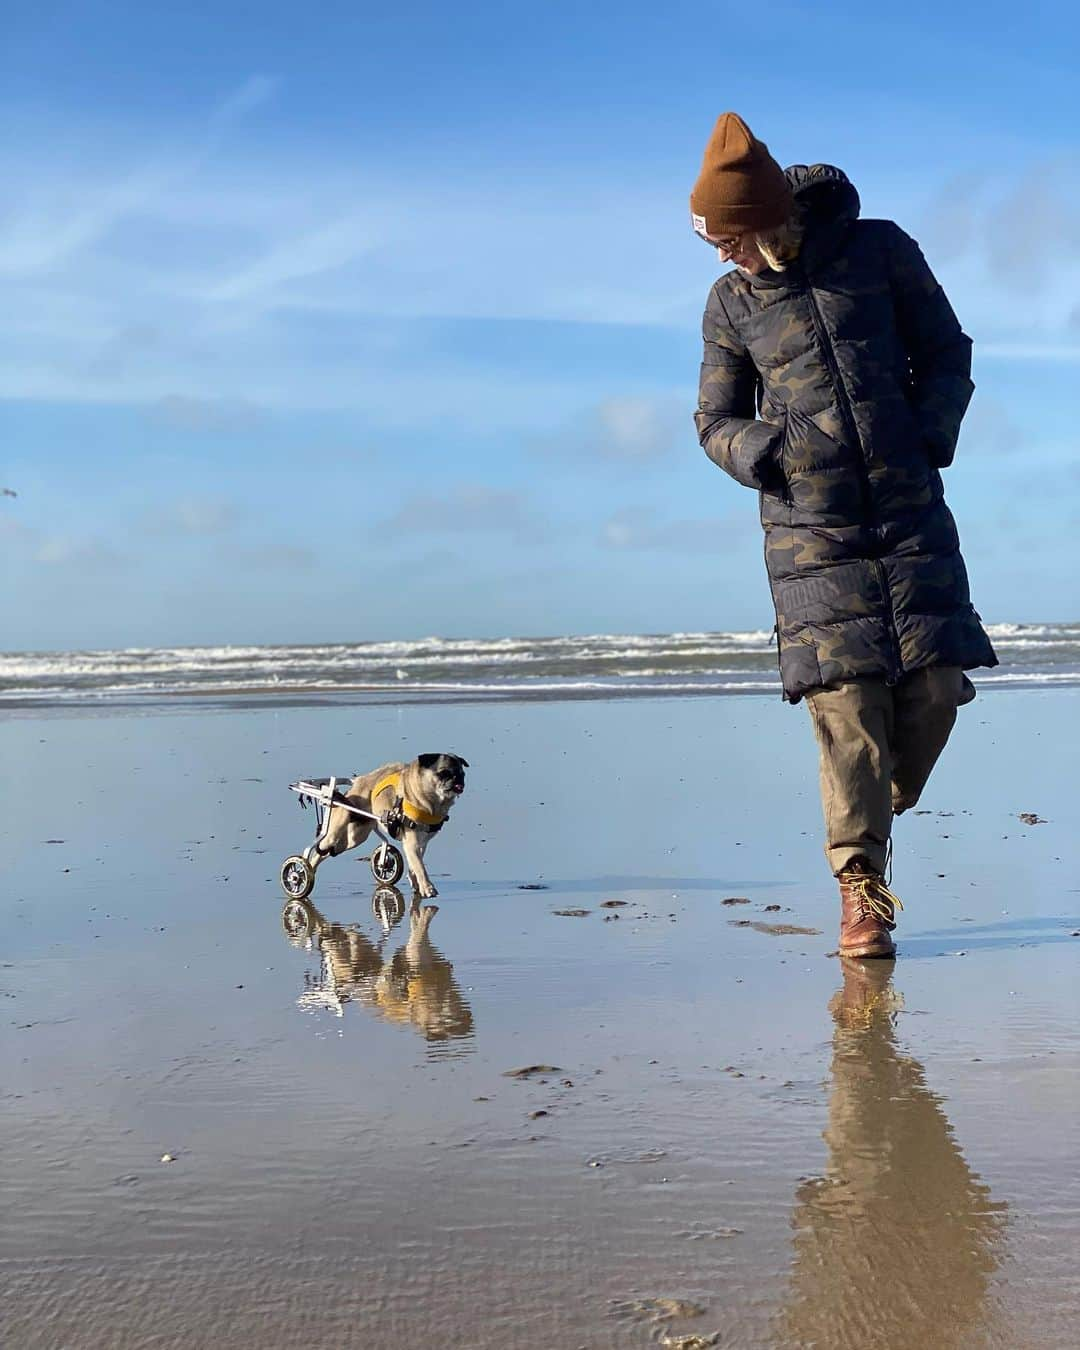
[{"xmin": 2, "ymin": 0, "xmax": 1078, "ymax": 651}]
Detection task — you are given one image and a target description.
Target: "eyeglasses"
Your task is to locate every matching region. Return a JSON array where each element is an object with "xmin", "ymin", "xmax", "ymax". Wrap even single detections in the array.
[{"xmin": 693, "ymin": 226, "xmax": 744, "ymax": 260}]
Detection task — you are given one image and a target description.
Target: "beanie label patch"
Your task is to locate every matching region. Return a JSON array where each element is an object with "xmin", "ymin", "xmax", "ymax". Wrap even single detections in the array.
[{"xmin": 691, "ymin": 212, "xmax": 708, "ymax": 233}]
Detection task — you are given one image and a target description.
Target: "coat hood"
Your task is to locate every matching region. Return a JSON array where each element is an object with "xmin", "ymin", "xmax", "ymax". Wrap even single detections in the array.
[
  {"xmin": 748, "ymin": 164, "xmax": 860, "ymax": 287},
  {"xmin": 784, "ymin": 163, "xmax": 861, "ymax": 228}
]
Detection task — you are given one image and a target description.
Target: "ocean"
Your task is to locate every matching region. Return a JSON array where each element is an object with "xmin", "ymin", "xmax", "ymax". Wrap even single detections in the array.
[{"xmin": 1, "ymin": 622, "xmax": 1077, "ymax": 711}]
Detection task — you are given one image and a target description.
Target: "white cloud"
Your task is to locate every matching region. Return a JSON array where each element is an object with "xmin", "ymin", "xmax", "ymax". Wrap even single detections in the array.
[
  {"xmin": 145, "ymin": 496, "xmax": 239, "ymax": 536},
  {"xmin": 600, "ymin": 505, "xmax": 737, "ymax": 553},
  {"xmin": 0, "ymin": 516, "xmax": 123, "ymax": 570},
  {"xmin": 225, "ymin": 540, "xmax": 315, "ymax": 569},
  {"xmin": 0, "ymin": 77, "xmax": 278, "ymax": 281},
  {"xmin": 201, "ymin": 215, "xmax": 378, "ymax": 304},
  {"xmin": 0, "ymin": 106, "xmax": 705, "ymax": 414},
  {"xmin": 3, "ymin": 105, "xmax": 1078, "ymax": 437},
  {"xmin": 33, "ymin": 534, "xmax": 122, "ymax": 566},
  {"xmin": 153, "ymin": 394, "xmax": 263, "ymax": 433},
  {"xmin": 383, "ymin": 484, "xmax": 545, "ymax": 538},
  {"xmin": 976, "ymin": 343, "xmax": 1080, "ymax": 362},
  {"xmin": 0, "ymin": 164, "xmax": 180, "ymax": 277},
  {"xmin": 534, "ymin": 394, "xmax": 691, "ymax": 465},
  {"xmin": 913, "ymin": 159, "xmax": 1080, "ymax": 341},
  {"xmin": 591, "ymin": 397, "xmax": 683, "ymax": 461},
  {"xmin": 956, "ymin": 396, "xmax": 1021, "ymax": 455},
  {"xmin": 916, "ymin": 171, "xmax": 988, "ymax": 263},
  {"xmin": 212, "ymin": 75, "xmax": 280, "ymax": 128}
]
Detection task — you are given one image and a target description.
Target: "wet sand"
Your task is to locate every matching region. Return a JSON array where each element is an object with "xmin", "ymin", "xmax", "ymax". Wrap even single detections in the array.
[{"xmin": 2, "ymin": 691, "xmax": 1078, "ymax": 1348}]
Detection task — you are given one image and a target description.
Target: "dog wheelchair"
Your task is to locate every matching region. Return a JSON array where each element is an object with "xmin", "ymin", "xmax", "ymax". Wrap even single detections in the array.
[
  {"xmin": 279, "ymin": 776, "xmax": 406, "ymax": 900},
  {"xmin": 280, "ymin": 886, "xmax": 411, "ymax": 1019},
  {"xmin": 281, "ymin": 885, "xmax": 408, "ymax": 945}
]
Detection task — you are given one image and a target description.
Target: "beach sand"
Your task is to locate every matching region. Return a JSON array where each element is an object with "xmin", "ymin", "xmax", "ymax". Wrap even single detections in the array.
[{"xmin": 2, "ymin": 690, "xmax": 1078, "ymax": 1348}]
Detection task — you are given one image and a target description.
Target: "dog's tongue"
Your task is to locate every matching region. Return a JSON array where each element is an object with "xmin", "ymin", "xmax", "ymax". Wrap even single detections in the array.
[{"xmin": 452, "ymin": 783, "xmax": 464, "ymax": 793}]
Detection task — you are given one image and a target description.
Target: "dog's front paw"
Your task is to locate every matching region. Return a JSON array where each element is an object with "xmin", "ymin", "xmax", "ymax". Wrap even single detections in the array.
[{"xmin": 408, "ymin": 870, "xmax": 439, "ymax": 899}]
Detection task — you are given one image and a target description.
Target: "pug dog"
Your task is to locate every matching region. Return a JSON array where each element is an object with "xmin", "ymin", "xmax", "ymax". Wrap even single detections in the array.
[
  {"xmin": 312, "ymin": 753, "xmax": 467, "ymax": 898},
  {"xmin": 284, "ymin": 891, "xmax": 474, "ymax": 1042}
]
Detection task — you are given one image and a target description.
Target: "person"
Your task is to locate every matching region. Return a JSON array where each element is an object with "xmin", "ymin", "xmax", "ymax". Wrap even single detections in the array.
[
  {"xmin": 690, "ymin": 112, "xmax": 997, "ymax": 959},
  {"xmin": 776, "ymin": 964, "xmax": 1006, "ymax": 1346}
]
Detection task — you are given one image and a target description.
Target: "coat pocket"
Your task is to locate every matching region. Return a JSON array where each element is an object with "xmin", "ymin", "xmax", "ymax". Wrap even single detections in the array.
[
  {"xmin": 760, "ymin": 412, "xmax": 791, "ymax": 502},
  {"xmin": 781, "ymin": 407, "xmax": 864, "ymax": 521},
  {"xmin": 782, "ymin": 406, "xmax": 850, "ymax": 474}
]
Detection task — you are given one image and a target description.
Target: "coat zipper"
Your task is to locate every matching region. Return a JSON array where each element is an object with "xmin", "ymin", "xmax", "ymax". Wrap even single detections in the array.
[{"xmin": 800, "ymin": 270, "xmax": 902, "ymax": 683}]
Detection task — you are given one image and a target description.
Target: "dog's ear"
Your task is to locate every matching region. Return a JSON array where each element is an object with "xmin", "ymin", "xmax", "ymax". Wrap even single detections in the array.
[
  {"xmin": 456, "ymin": 756, "xmax": 470, "ymax": 769},
  {"xmin": 417, "ymin": 753, "xmax": 441, "ymax": 770}
]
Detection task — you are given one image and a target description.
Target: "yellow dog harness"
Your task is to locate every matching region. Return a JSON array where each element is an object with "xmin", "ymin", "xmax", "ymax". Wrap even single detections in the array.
[{"xmin": 371, "ymin": 772, "xmax": 446, "ymax": 829}]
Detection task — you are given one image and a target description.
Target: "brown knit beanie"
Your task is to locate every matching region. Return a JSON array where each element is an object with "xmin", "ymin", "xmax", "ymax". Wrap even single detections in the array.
[{"xmin": 690, "ymin": 112, "xmax": 792, "ymax": 237}]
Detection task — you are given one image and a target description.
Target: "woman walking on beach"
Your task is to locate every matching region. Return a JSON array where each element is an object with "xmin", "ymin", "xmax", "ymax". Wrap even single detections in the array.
[{"xmin": 690, "ymin": 113, "xmax": 997, "ymax": 958}]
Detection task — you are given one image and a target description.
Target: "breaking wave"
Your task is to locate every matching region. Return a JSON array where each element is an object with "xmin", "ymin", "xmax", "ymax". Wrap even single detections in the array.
[{"xmin": 1, "ymin": 622, "xmax": 1077, "ymax": 709}]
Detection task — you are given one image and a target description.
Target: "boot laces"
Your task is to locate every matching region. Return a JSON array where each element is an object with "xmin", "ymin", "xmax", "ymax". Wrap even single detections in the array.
[{"xmin": 848, "ymin": 872, "xmax": 904, "ymax": 924}]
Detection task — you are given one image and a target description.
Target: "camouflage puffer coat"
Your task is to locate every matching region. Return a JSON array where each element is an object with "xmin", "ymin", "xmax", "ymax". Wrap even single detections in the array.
[{"xmin": 695, "ymin": 163, "xmax": 997, "ymax": 701}]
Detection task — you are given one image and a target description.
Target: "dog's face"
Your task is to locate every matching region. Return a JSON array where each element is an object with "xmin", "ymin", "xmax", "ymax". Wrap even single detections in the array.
[{"xmin": 416, "ymin": 752, "xmax": 468, "ymax": 809}]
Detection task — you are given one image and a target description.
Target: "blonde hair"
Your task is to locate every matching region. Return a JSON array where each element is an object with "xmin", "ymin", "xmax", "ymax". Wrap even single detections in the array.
[{"xmin": 755, "ymin": 217, "xmax": 803, "ymax": 271}]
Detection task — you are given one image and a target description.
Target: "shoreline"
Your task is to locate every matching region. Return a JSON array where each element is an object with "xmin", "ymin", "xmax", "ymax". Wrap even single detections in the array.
[{"xmin": 2, "ymin": 668, "xmax": 1079, "ymax": 715}]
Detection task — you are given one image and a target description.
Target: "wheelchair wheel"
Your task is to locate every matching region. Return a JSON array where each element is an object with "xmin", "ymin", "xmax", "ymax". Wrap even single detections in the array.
[
  {"xmin": 280, "ymin": 854, "xmax": 315, "ymax": 899},
  {"xmin": 282, "ymin": 898, "xmax": 316, "ymax": 941},
  {"xmin": 372, "ymin": 885, "xmax": 406, "ymax": 929},
  {"xmin": 370, "ymin": 843, "xmax": 404, "ymax": 885}
]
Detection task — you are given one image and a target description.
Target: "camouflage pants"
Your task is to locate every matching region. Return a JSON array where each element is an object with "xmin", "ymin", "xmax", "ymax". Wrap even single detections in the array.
[{"xmin": 805, "ymin": 667, "xmax": 974, "ymax": 875}]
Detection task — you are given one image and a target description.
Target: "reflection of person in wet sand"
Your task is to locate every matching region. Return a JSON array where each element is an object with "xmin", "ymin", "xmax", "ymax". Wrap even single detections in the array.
[
  {"xmin": 282, "ymin": 890, "xmax": 474, "ymax": 1045},
  {"xmin": 777, "ymin": 963, "xmax": 1006, "ymax": 1349}
]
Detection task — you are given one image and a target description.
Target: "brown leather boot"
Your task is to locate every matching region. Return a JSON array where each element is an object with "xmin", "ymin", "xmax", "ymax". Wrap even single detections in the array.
[
  {"xmin": 829, "ymin": 959, "xmax": 901, "ymax": 1029},
  {"xmin": 837, "ymin": 858, "xmax": 902, "ymax": 959}
]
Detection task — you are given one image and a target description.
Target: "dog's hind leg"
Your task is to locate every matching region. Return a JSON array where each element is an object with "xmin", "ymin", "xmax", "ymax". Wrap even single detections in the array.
[
  {"xmin": 304, "ymin": 799, "xmax": 349, "ymax": 870},
  {"xmin": 303, "ymin": 839, "xmax": 331, "ymax": 870},
  {"xmin": 305, "ymin": 815, "xmax": 372, "ymax": 870},
  {"xmin": 344, "ymin": 819, "xmax": 374, "ymax": 853}
]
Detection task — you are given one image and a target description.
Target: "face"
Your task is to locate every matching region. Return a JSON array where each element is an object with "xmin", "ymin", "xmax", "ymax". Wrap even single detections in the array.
[
  {"xmin": 695, "ymin": 227, "xmax": 769, "ymax": 274},
  {"xmin": 418, "ymin": 753, "xmax": 468, "ymax": 803}
]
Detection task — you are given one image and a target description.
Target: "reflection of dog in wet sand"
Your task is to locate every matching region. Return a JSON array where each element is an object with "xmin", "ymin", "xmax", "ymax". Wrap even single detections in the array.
[
  {"xmin": 313, "ymin": 753, "xmax": 468, "ymax": 898},
  {"xmin": 283, "ymin": 891, "xmax": 474, "ymax": 1043}
]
